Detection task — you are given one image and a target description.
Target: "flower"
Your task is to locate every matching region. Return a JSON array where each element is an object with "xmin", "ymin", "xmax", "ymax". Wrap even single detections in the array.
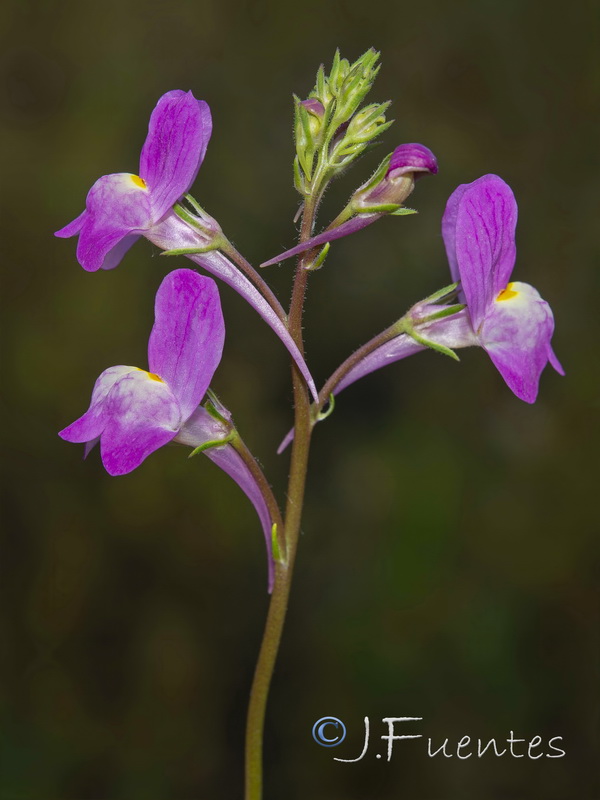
[
  {"xmin": 60, "ymin": 268, "xmax": 276, "ymax": 588},
  {"xmin": 56, "ymin": 90, "xmax": 212, "ymax": 272},
  {"xmin": 335, "ymin": 175, "xmax": 563, "ymax": 402},
  {"xmin": 59, "ymin": 268, "xmax": 225, "ymax": 473},
  {"xmin": 441, "ymin": 173, "xmax": 563, "ymax": 402},
  {"xmin": 55, "ymin": 90, "xmax": 318, "ymax": 402},
  {"xmin": 260, "ymin": 142, "xmax": 437, "ymax": 268}
]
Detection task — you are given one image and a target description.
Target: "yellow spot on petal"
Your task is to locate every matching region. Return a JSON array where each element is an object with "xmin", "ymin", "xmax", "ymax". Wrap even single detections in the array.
[
  {"xmin": 134, "ymin": 367, "xmax": 164, "ymax": 382},
  {"xmin": 131, "ymin": 174, "xmax": 147, "ymax": 189},
  {"xmin": 497, "ymin": 282, "xmax": 518, "ymax": 302}
]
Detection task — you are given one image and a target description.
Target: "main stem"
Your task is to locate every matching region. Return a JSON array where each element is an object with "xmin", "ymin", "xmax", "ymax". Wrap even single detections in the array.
[{"xmin": 244, "ymin": 197, "xmax": 317, "ymax": 800}]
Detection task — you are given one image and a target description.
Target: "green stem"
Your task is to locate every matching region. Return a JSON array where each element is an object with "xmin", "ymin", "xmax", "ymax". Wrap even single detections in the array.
[{"xmin": 244, "ymin": 195, "xmax": 318, "ymax": 800}]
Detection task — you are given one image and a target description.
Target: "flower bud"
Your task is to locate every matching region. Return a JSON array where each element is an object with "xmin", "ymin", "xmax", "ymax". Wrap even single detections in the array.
[
  {"xmin": 300, "ymin": 98, "xmax": 325, "ymax": 137},
  {"xmin": 351, "ymin": 143, "xmax": 438, "ymax": 211}
]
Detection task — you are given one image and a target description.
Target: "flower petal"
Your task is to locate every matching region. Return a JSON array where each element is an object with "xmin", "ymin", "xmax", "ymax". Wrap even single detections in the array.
[
  {"xmin": 148, "ymin": 269, "xmax": 225, "ymax": 420},
  {"xmin": 100, "ymin": 233, "xmax": 141, "ymax": 271},
  {"xmin": 260, "ymin": 213, "xmax": 379, "ymax": 267},
  {"xmin": 147, "ymin": 213, "xmax": 318, "ymax": 402},
  {"xmin": 139, "ymin": 90, "xmax": 212, "ymax": 220},
  {"xmin": 59, "ymin": 366, "xmax": 138, "ymax": 443},
  {"xmin": 442, "ymin": 174, "xmax": 517, "ymax": 330},
  {"xmin": 73, "ymin": 174, "xmax": 153, "ymax": 271},
  {"xmin": 99, "ymin": 370, "xmax": 182, "ymax": 475},
  {"xmin": 176, "ymin": 406, "xmax": 275, "ymax": 590},
  {"xmin": 55, "ymin": 210, "xmax": 86, "ymax": 239},
  {"xmin": 388, "ymin": 143, "xmax": 438, "ymax": 177},
  {"xmin": 480, "ymin": 281, "xmax": 558, "ymax": 403},
  {"xmin": 441, "ymin": 182, "xmax": 468, "ymax": 283},
  {"xmin": 205, "ymin": 443, "xmax": 275, "ymax": 591}
]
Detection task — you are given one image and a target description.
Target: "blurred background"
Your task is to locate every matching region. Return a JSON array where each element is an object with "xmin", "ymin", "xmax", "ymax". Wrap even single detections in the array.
[{"xmin": 1, "ymin": 0, "xmax": 598, "ymax": 797}]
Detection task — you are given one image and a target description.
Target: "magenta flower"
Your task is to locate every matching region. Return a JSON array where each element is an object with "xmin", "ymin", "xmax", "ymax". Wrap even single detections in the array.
[
  {"xmin": 261, "ymin": 143, "xmax": 437, "ymax": 267},
  {"xmin": 55, "ymin": 90, "xmax": 318, "ymax": 401},
  {"xmin": 56, "ymin": 90, "xmax": 212, "ymax": 272},
  {"xmin": 442, "ymin": 174, "xmax": 563, "ymax": 402},
  {"xmin": 331, "ymin": 174, "xmax": 564, "ymax": 403},
  {"xmin": 60, "ymin": 268, "xmax": 276, "ymax": 588},
  {"xmin": 59, "ymin": 269, "xmax": 225, "ymax": 473}
]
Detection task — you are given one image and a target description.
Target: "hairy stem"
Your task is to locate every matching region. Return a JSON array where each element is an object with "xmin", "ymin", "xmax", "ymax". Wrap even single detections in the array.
[{"xmin": 244, "ymin": 195, "xmax": 318, "ymax": 800}]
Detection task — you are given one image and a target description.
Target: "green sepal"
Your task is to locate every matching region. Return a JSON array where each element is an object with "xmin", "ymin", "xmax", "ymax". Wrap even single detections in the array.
[
  {"xmin": 423, "ymin": 281, "xmax": 460, "ymax": 303},
  {"xmin": 304, "ymin": 242, "xmax": 330, "ymax": 271},
  {"xmin": 329, "ymin": 48, "xmax": 342, "ymax": 88},
  {"xmin": 419, "ymin": 303, "xmax": 466, "ymax": 324},
  {"xmin": 183, "ymin": 194, "xmax": 207, "ymax": 216},
  {"xmin": 173, "ymin": 203, "xmax": 215, "ymax": 237},
  {"xmin": 293, "ymin": 155, "xmax": 306, "ymax": 196},
  {"xmin": 390, "ymin": 207, "xmax": 418, "ymax": 216},
  {"xmin": 161, "ymin": 245, "xmax": 219, "ymax": 256},
  {"xmin": 295, "ymin": 96, "xmax": 316, "ymax": 179},
  {"xmin": 205, "ymin": 390, "xmax": 231, "ymax": 425},
  {"xmin": 355, "ymin": 151, "xmax": 393, "ymax": 195},
  {"xmin": 315, "ymin": 64, "xmax": 326, "ymax": 100},
  {"xmin": 356, "ymin": 203, "xmax": 403, "ymax": 214},
  {"xmin": 406, "ymin": 328, "xmax": 460, "ymax": 361},
  {"xmin": 188, "ymin": 432, "xmax": 234, "ymax": 458}
]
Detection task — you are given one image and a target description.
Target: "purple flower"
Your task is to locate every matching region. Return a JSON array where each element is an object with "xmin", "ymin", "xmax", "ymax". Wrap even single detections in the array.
[
  {"xmin": 442, "ymin": 174, "xmax": 563, "ymax": 402},
  {"xmin": 55, "ymin": 90, "xmax": 318, "ymax": 402},
  {"xmin": 59, "ymin": 269, "xmax": 225, "ymax": 473},
  {"xmin": 60, "ymin": 268, "xmax": 276, "ymax": 588},
  {"xmin": 260, "ymin": 143, "xmax": 437, "ymax": 268},
  {"xmin": 334, "ymin": 174, "xmax": 563, "ymax": 403},
  {"xmin": 56, "ymin": 90, "xmax": 212, "ymax": 272}
]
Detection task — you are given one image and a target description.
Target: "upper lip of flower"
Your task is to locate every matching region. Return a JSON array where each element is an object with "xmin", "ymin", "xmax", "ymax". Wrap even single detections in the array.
[{"xmin": 55, "ymin": 90, "xmax": 213, "ymax": 273}]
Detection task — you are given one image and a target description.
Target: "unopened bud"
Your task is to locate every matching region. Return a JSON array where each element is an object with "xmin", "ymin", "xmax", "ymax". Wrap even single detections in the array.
[
  {"xmin": 300, "ymin": 98, "xmax": 325, "ymax": 137},
  {"xmin": 352, "ymin": 143, "xmax": 438, "ymax": 211}
]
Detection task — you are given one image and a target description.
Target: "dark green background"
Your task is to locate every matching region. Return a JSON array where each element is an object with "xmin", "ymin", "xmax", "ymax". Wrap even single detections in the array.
[{"xmin": 2, "ymin": 0, "xmax": 598, "ymax": 797}]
